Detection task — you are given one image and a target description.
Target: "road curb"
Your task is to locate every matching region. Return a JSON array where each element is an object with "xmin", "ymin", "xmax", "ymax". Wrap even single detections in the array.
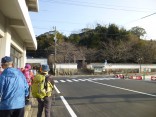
[
  {"xmin": 24, "ymin": 95, "xmax": 36, "ymax": 117},
  {"xmin": 24, "ymin": 104, "xmax": 31, "ymax": 117}
]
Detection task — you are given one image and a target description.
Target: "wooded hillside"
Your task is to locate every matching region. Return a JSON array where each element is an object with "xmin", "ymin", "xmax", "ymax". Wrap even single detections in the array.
[{"xmin": 27, "ymin": 23, "xmax": 156, "ymax": 64}]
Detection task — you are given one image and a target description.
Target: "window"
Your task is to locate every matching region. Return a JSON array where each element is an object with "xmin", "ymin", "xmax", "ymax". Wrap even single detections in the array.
[{"xmin": 10, "ymin": 46, "xmax": 22, "ymax": 68}]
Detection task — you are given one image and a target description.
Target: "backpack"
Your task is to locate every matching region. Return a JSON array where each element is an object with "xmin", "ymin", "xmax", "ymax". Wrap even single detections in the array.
[{"xmin": 31, "ymin": 74, "xmax": 53, "ymax": 99}]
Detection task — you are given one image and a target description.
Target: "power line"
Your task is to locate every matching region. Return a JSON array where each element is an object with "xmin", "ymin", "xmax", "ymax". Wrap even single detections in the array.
[
  {"xmin": 140, "ymin": 12, "xmax": 156, "ymax": 19},
  {"xmin": 31, "ymin": 19, "xmax": 81, "ymax": 25},
  {"xmin": 34, "ymin": 27, "xmax": 132, "ymax": 36},
  {"xmin": 33, "ymin": 13, "xmax": 156, "ymax": 35},
  {"xmin": 123, "ymin": 12, "xmax": 156, "ymax": 25},
  {"xmin": 56, "ymin": 0, "xmax": 156, "ymax": 11},
  {"xmin": 34, "ymin": 1, "xmax": 156, "ymax": 36},
  {"xmin": 40, "ymin": 0, "xmax": 155, "ymax": 13}
]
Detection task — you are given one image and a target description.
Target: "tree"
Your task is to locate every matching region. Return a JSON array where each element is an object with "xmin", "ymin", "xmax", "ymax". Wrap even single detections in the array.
[
  {"xmin": 101, "ymin": 40, "xmax": 122, "ymax": 63},
  {"xmin": 130, "ymin": 26, "xmax": 146, "ymax": 39},
  {"xmin": 81, "ymin": 47, "xmax": 97, "ymax": 63},
  {"xmin": 27, "ymin": 23, "xmax": 156, "ymax": 64},
  {"xmin": 107, "ymin": 24, "xmax": 120, "ymax": 40},
  {"xmin": 69, "ymin": 34, "xmax": 80, "ymax": 44}
]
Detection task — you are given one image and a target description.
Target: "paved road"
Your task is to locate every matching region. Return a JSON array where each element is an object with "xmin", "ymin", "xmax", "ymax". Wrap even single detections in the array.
[{"xmin": 51, "ymin": 76, "xmax": 156, "ymax": 117}]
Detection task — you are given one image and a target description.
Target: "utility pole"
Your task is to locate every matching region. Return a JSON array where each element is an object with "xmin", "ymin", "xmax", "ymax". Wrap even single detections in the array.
[
  {"xmin": 138, "ymin": 58, "xmax": 142, "ymax": 73},
  {"xmin": 53, "ymin": 26, "xmax": 57, "ymax": 63},
  {"xmin": 53, "ymin": 26, "xmax": 57, "ymax": 76}
]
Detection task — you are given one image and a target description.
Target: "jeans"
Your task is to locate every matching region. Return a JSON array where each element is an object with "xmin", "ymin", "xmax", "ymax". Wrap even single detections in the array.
[
  {"xmin": 0, "ymin": 107, "xmax": 24, "ymax": 117},
  {"xmin": 37, "ymin": 96, "xmax": 52, "ymax": 117}
]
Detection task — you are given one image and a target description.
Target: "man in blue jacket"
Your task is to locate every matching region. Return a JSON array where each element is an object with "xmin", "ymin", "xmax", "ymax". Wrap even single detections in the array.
[{"xmin": 0, "ymin": 56, "xmax": 29, "ymax": 117}]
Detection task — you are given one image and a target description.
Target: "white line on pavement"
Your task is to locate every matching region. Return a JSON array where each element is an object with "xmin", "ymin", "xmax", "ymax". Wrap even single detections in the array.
[
  {"xmin": 54, "ymin": 85, "xmax": 61, "ymax": 94},
  {"xmin": 72, "ymin": 79, "xmax": 79, "ymax": 82},
  {"xmin": 54, "ymin": 80, "xmax": 59, "ymax": 83},
  {"xmin": 60, "ymin": 80, "xmax": 66, "ymax": 82},
  {"xmin": 60, "ymin": 96, "xmax": 77, "ymax": 117},
  {"xmin": 78, "ymin": 79, "xmax": 86, "ymax": 81},
  {"xmin": 66, "ymin": 79, "xmax": 73, "ymax": 82},
  {"xmin": 89, "ymin": 80, "xmax": 156, "ymax": 97},
  {"xmin": 54, "ymin": 85, "xmax": 77, "ymax": 117}
]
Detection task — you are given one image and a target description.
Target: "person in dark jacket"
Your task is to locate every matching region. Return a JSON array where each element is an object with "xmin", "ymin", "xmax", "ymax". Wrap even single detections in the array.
[
  {"xmin": 0, "ymin": 56, "xmax": 29, "ymax": 117},
  {"xmin": 36, "ymin": 64, "xmax": 54, "ymax": 117}
]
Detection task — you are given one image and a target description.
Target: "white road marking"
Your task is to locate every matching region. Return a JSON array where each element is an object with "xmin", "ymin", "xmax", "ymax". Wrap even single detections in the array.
[
  {"xmin": 78, "ymin": 79, "xmax": 86, "ymax": 81},
  {"xmin": 66, "ymin": 79, "xmax": 73, "ymax": 82},
  {"xmin": 60, "ymin": 80, "xmax": 66, "ymax": 82},
  {"xmin": 111, "ymin": 78, "xmax": 119, "ymax": 80},
  {"xmin": 72, "ymin": 79, "xmax": 79, "ymax": 82},
  {"xmin": 60, "ymin": 96, "xmax": 77, "ymax": 117},
  {"xmin": 89, "ymin": 80, "xmax": 156, "ymax": 97},
  {"xmin": 99, "ymin": 78, "xmax": 108, "ymax": 80},
  {"xmin": 92, "ymin": 78, "xmax": 99, "ymax": 81},
  {"xmin": 55, "ymin": 77, "xmax": 119, "ymax": 83},
  {"xmin": 54, "ymin": 85, "xmax": 77, "ymax": 116},
  {"xmin": 54, "ymin": 85, "xmax": 61, "ymax": 94},
  {"xmin": 54, "ymin": 80, "xmax": 59, "ymax": 83}
]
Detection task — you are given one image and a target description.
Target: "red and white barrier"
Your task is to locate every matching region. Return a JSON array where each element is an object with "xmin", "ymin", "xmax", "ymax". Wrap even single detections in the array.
[
  {"xmin": 129, "ymin": 75, "xmax": 156, "ymax": 81},
  {"xmin": 115, "ymin": 74, "xmax": 124, "ymax": 79},
  {"xmin": 129, "ymin": 75, "xmax": 142, "ymax": 80},
  {"xmin": 151, "ymin": 76, "xmax": 156, "ymax": 80}
]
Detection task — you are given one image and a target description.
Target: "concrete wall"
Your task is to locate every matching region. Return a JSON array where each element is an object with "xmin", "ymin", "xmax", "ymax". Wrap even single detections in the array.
[
  {"xmin": 0, "ymin": 12, "xmax": 5, "ymax": 38},
  {"xmin": 55, "ymin": 63, "xmax": 77, "ymax": 69},
  {"xmin": 87, "ymin": 63, "xmax": 156, "ymax": 73},
  {"xmin": 27, "ymin": 58, "xmax": 48, "ymax": 65},
  {"xmin": 0, "ymin": 12, "xmax": 26, "ymax": 67},
  {"xmin": 55, "ymin": 63, "xmax": 78, "ymax": 75},
  {"xmin": 0, "ymin": 0, "xmax": 38, "ymax": 68}
]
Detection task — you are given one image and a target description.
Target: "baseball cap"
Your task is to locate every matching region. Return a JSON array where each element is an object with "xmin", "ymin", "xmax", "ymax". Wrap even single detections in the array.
[
  {"xmin": 1, "ymin": 56, "xmax": 13, "ymax": 63},
  {"xmin": 25, "ymin": 64, "xmax": 31, "ymax": 70},
  {"xmin": 41, "ymin": 64, "xmax": 50, "ymax": 72}
]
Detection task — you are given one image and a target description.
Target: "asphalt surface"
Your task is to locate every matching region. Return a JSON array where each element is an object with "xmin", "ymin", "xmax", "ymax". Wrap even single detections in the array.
[{"xmin": 31, "ymin": 76, "xmax": 156, "ymax": 117}]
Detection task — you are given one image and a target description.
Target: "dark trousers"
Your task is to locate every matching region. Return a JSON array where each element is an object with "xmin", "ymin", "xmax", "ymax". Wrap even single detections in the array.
[
  {"xmin": 27, "ymin": 86, "xmax": 31, "ymax": 99},
  {"xmin": 0, "ymin": 107, "xmax": 24, "ymax": 117},
  {"xmin": 37, "ymin": 96, "xmax": 52, "ymax": 117},
  {"xmin": 25, "ymin": 86, "xmax": 31, "ymax": 105}
]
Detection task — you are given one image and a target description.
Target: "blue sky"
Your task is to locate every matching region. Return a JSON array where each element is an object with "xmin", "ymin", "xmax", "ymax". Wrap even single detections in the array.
[{"xmin": 30, "ymin": 0, "xmax": 156, "ymax": 39}]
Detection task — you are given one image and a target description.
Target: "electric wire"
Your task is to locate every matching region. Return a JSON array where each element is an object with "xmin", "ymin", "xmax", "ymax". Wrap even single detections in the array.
[
  {"xmin": 40, "ymin": 0, "xmax": 156, "ymax": 13},
  {"xmin": 33, "ymin": 0, "xmax": 156, "ymax": 36}
]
